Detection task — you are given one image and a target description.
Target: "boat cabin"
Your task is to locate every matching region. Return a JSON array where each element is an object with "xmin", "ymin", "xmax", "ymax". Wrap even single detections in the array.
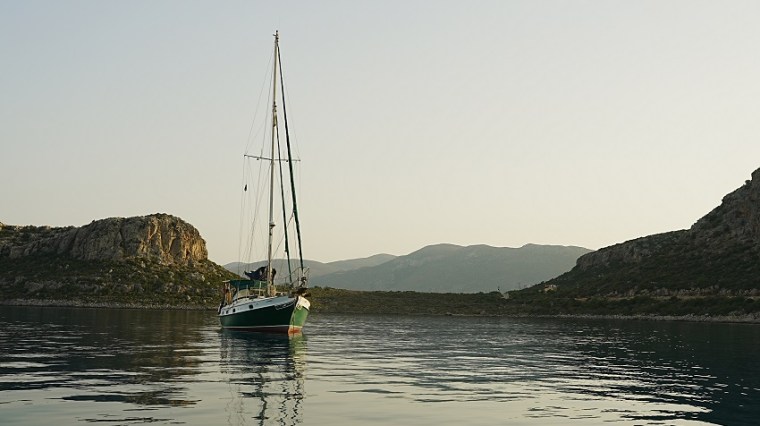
[{"xmin": 222, "ymin": 279, "xmax": 271, "ymax": 304}]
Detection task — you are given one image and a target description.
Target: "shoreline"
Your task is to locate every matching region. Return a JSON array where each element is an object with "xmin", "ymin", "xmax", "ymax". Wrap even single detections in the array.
[
  {"xmin": 3, "ymin": 298, "xmax": 759, "ymax": 324},
  {"xmin": 539, "ymin": 313, "xmax": 760, "ymax": 324},
  {"xmin": 0, "ymin": 299, "xmax": 214, "ymax": 311}
]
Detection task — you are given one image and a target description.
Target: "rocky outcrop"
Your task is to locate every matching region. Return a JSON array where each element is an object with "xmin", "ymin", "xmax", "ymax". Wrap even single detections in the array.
[
  {"xmin": 576, "ymin": 167, "xmax": 760, "ymax": 272},
  {"xmin": 691, "ymin": 168, "xmax": 760, "ymax": 247},
  {"xmin": 0, "ymin": 214, "xmax": 207, "ymax": 266},
  {"xmin": 575, "ymin": 231, "xmax": 687, "ymax": 271},
  {"xmin": 543, "ymin": 167, "xmax": 760, "ymax": 298},
  {"xmin": 0, "ymin": 215, "xmax": 241, "ymax": 308}
]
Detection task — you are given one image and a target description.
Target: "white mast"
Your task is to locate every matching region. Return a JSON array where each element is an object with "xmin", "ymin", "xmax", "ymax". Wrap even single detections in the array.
[{"xmin": 266, "ymin": 30, "xmax": 279, "ymax": 297}]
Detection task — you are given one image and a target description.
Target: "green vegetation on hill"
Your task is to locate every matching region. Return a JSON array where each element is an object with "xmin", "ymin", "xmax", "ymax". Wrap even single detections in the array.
[
  {"xmin": 498, "ymin": 166, "xmax": 760, "ymax": 320},
  {"xmin": 307, "ymin": 286, "xmax": 512, "ymax": 316},
  {"xmin": 505, "ymin": 291, "xmax": 760, "ymax": 318},
  {"xmin": 0, "ymin": 214, "xmax": 237, "ymax": 307},
  {"xmin": 533, "ymin": 237, "xmax": 760, "ymax": 300},
  {"xmin": 0, "ymin": 254, "xmax": 238, "ymax": 307},
  {"xmin": 305, "ymin": 287, "xmax": 760, "ymax": 320}
]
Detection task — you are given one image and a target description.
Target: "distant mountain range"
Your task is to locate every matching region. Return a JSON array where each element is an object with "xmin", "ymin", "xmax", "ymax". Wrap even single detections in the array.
[
  {"xmin": 225, "ymin": 243, "xmax": 592, "ymax": 293},
  {"xmin": 225, "ymin": 253, "xmax": 397, "ymax": 280}
]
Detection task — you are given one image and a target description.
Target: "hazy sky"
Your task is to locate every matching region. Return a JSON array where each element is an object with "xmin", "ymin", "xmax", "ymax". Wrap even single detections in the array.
[{"xmin": 3, "ymin": 1, "xmax": 760, "ymax": 264}]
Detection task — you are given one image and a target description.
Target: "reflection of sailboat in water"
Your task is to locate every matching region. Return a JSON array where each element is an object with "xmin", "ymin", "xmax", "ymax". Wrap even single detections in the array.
[{"xmin": 219, "ymin": 330, "xmax": 306, "ymax": 425}]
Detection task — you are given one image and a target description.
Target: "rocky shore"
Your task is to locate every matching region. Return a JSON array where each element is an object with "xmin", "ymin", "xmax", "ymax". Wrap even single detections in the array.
[
  {"xmin": 0, "ymin": 298, "xmax": 213, "ymax": 311},
  {"xmin": 543, "ymin": 313, "xmax": 760, "ymax": 324}
]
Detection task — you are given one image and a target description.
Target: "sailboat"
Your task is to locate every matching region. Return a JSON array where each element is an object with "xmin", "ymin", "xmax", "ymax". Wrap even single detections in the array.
[{"xmin": 218, "ymin": 31, "xmax": 310, "ymax": 334}]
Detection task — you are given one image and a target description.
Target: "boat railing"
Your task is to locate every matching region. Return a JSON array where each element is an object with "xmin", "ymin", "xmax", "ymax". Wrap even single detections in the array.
[
  {"xmin": 280, "ymin": 267, "xmax": 309, "ymax": 287},
  {"xmin": 295, "ymin": 267, "xmax": 311, "ymax": 289}
]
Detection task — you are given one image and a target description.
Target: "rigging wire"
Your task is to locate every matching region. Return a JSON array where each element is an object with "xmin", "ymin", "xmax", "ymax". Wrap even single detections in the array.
[
  {"xmin": 243, "ymin": 50, "xmax": 275, "ymax": 157},
  {"xmin": 234, "ymin": 33, "xmax": 308, "ymax": 288},
  {"xmin": 238, "ymin": 47, "xmax": 276, "ymax": 270},
  {"xmin": 277, "ymin": 42, "xmax": 306, "ymax": 280},
  {"xmin": 240, "ymin": 121, "xmax": 274, "ymax": 266}
]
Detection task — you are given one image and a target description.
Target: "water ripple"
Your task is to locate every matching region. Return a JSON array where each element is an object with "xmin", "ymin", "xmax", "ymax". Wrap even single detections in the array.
[{"xmin": 1, "ymin": 307, "xmax": 759, "ymax": 425}]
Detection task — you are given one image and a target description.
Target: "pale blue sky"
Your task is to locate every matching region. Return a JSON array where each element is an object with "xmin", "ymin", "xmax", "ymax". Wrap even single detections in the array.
[{"xmin": 3, "ymin": 1, "xmax": 760, "ymax": 263}]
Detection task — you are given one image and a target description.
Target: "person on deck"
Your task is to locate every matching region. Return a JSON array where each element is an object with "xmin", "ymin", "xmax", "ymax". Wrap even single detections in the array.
[{"xmin": 244, "ymin": 266, "xmax": 277, "ymax": 282}]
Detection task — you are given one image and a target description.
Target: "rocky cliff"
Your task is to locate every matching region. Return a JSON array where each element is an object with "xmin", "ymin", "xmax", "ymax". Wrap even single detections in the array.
[
  {"xmin": 0, "ymin": 214, "xmax": 207, "ymax": 265},
  {"xmin": 0, "ymin": 214, "xmax": 236, "ymax": 307},
  {"xmin": 551, "ymin": 167, "xmax": 760, "ymax": 297},
  {"xmin": 691, "ymin": 168, "xmax": 760, "ymax": 247}
]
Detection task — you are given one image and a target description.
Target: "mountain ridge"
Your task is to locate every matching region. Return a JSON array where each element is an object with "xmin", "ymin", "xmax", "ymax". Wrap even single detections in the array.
[
  {"xmin": 224, "ymin": 243, "xmax": 592, "ymax": 293},
  {"xmin": 529, "ymin": 166, "xmax": 760, "ymax": 299},
  {"xmin": 224, "ymin": 253, "xmax": 398, "ymax": 280}
]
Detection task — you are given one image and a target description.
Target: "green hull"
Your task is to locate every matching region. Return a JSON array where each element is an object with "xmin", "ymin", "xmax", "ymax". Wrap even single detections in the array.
[{"xmin": 219, "ymin": 295, "xmax": 309, "ymax": 334}]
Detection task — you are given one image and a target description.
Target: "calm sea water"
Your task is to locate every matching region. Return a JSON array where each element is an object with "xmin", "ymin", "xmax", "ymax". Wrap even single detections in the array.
[{"xmin": 0, "ymin": 306, "xmax": 758, "ymax": 425}]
